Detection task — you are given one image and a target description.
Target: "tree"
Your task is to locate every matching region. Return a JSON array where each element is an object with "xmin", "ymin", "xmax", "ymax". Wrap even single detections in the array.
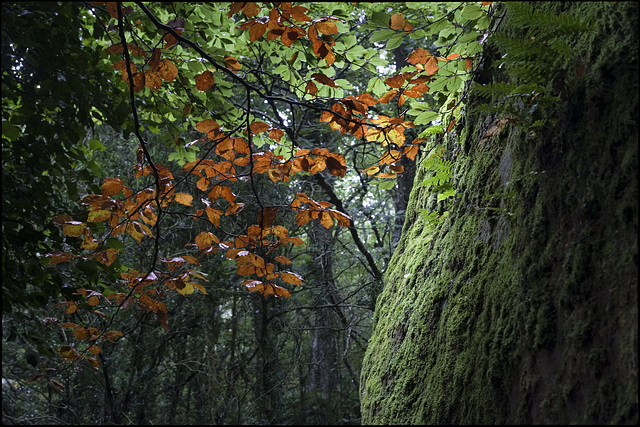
[
  {"xmin": 2, "ymin": 1, "xmax": 493, "ymax": 423},
  {"xmin": 360, "ymin": 2, "xmax": 638, "ymax": 424}
]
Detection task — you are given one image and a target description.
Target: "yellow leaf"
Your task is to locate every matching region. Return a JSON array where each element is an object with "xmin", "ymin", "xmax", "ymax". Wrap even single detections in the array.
[
  {"xmin": 192, "ymin": 283, "xmax": 208, "ymax": 294},
  {"xmin": 174, "ymin": 192, "xmax": 193, "ymax": 206},
  {"xmin": 195, "ymin": 231, "xmax": 219, "ymax": 249},
  {"xmin": 281, "ymin": 271, "xmax": 303, "ymax": 286},
  {"xmin": 126, "ymin": 223, "xmax": 145, "ymax": 242},
  {"xmin": 176, "ymin": 282, "xmax": 195, "ymax": 295},
  {"xmin": 319, "ymin": 211, "xmax": 334, "ymax": 229},
  {"xmin": 87, "ymin": 209, "xmax": 111, "ymax": 223}
]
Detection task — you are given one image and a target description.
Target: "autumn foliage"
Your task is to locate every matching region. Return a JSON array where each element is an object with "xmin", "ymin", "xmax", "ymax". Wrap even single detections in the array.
[{"xmin": 43, "ymin": 1, "xmax": 490, "ymax": 369}]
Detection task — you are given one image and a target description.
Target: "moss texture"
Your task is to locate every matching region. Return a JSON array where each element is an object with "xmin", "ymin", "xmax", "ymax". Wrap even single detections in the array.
[{"xmin": 360, "ymin": 2, "xmax": 638, "ymax": 424}]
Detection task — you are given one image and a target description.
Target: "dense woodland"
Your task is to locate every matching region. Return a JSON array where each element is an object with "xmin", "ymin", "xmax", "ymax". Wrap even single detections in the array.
[{"xmin": 2, "ymin": 1, "xmax": 637, "ymax": 425}]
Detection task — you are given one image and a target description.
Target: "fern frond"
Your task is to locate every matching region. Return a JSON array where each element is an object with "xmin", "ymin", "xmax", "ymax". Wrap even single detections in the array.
[
  {"xmin": 419, "ymin": 155, "xmax": 454, "ymax": 190},
  {"xmin": 507, "ymin": 2, "xmax": 594, "ymax": 38},
  {"xmin": 421, "ymin": 155, "xmax": 454, "ymax": 176},
  {"xmin": 418, "ymin": 210, "xmax": 449, "ymax": 229}
]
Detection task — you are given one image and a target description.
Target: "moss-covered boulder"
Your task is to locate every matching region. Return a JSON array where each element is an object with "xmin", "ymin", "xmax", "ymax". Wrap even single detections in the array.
[{"xmin": 360, "ymin": 2, "xmax": 638, "ymax": 424}]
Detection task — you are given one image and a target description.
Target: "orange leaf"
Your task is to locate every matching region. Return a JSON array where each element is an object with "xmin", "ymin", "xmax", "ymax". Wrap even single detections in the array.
[
  {"xmin": 315, "ymin": 20, "xmax": 337, "ymax": 35},
  {"xmin": 224, "ymin": 55, "xmax": 241, "ymax": 72},
  {"xmin": 272, "ymin": 284, "xmax": 291, "ymax": 298},
  {"xmin": 281, "ymin": 27, "xmax": 305, "ymax": 47},
  {"xmin": 144, "ymin": 71, "xmax": 162, "ymax": 91},
  {"xmin": 291, "ymin": 5, "xmax": 311, "ymax": 22},
  {"xmin": 105, "ymin": 330, "xmax": 124, "ymax": 343},
  {"xmin": 105, "ymin": 2, "xmax": 118, "ymax": 18},
  {"xmin": 305, "ymin": 80, "xmax": 318, "ymax": 95},
  {"xmin": 325, "ymin": 154, "xmax": 347, "ymax": 177},
  {"xmin": 311, "ymin": 72, "xmax": 338, "ymax": 88},
  {"xmin": 66, "ymin": 301, "xmax": 78, "ymax": 314},
  {"xmin": 88, "ymin": 345, "xmax": 101, "ymax": 356},
  {"xmin": 249, "ymin": 21, "xmax": 267, "ymax": 42},
  {"xmin": 149, "ymin": 48, "xmax": 161, "ymax": 70},
  {"xmin": 73, "ymin": 327, "xmax": 90, "ymax": 340},
  {"xmin": 249, "ymin": 121, "xmax": 270, "ymax": 134},
  {"xmin": 195, "ymin": 231, "xmax": 219, "ymax": 249},
  {"xmin": 329, "ymin": 209, "xmax": 351, "ymax": 227},
  {"xmin": 404, "ymin": 145, "xmax": 420, "ymax": 161},
  {"xmin": 196, "ymin": 119, "xmax": 220, "ymax": 134},
  {"xmin": 275, "ymin": 255, "xmax": 292, "ymax": 265},
  {"xmin": 242, "ymin": 2, "xmax": 261, "ymax": 18},
  {"xmin": 195, "ymin": 70, "xmax": 215, "ymax": 91},
  {"xmin": 47, "ymin": 251, "xmax": 73, "ymax": 264},
  {"xmin": 295, "ymin": 210, "xmax": 311, "ymax": 226},
  {"xmin": 226, "ymin": 202, "xmax": 245, "ymax": 216},
  {"xmin": 406, "ymin": 48, "xmax": 431, "ymax": 65},
  {"xmin": 385, "ymin": 74, "xmax": 405, "ymax": 89},
  {"xmin": 126, "ymin": 222, "xmax": 145, "ymax": 242},
  {"xmin": 319, "ymin": 211, "xmax": 334, "ymax": 229},
  {"xmin": 258, "ymin": 207, "xmax": 278, "ymax": 228},
  {"xmin": 379, "ymin": 89, "xmax": 398, "ymax": 104},
  {"xmin": 205, "ymin": 207, "xmax": 223, "ymax": 227},
  {"xmin": 403, "ymin": 84, "xmax": 429, "ymax": 98},
  {"xmin": 268, "ymin": 128, "xmax": 284, "ymax": 142},
  {"xmin": 156, "ymin": 59, "xmax": 178, "ymax": 82},
  {"xmin": 424, "ymin": 57, "xmax": 439, "ymax": 76},
  {"xmin": 390, "ymin": 14, "xmax": 404, "ymax": 30},
  {"xmin": 101, "ymin": 178, "xmax": 123, "ymax": 196}
]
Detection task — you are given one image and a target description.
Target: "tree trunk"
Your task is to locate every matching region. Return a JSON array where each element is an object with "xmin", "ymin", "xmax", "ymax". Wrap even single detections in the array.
[
  {"xmin": 306, "ymin": 219, "xmax": 341, "ymax": 424},
  {"xmin": 361, "ymin": 2, "xmax": 638, "ymax": 424}
]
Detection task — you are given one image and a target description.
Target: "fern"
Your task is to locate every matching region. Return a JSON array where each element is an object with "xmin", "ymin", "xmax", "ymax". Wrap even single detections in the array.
[
  {"xmin": 472, "ymin": 3, "xmax": 591, "ymax": 121},
  {"xmin": 419, "ymin": 155, "xmax": 454, "ymax": 189},
  {"xmin": 507, "ymin": 2, "xmax": 594, "ymax": 39},
  {"xmin": 418, "ymin": 209, "xmax": 450, "ymax": 230}
]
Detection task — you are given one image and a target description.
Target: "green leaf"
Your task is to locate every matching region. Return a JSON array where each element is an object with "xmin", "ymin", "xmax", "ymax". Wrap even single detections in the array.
[
  {"xmin": 370, "ymin": 29, "xmax": 396, "ymax": 43},
  {"xmin": 106, "ymin": 238, "xmax": 124, "ymax": 249},
  {"xmin": 461, "ymin": 4, "xmax": 485, "ymax": 21},
  {"xmin": 2, "ymin": 121, "xmax": 21, "ymax": 141},
  {"xmin": 409, "ymin": 29, "xmax": 429, "ymax": 39},
  {"xmin": 414, "ymin": 111, "xmax": 439, "ymax": 126},
  {"xmin": 386, "ymin": 33, "xmax": 404, "ymax": 50},
  {"xmin": 89, "ymin": 138, "xmax": 106, "ymax": 151},
  {"xmin": 371, "ymin": 11, "xmax": 390, "ymax": 27}
]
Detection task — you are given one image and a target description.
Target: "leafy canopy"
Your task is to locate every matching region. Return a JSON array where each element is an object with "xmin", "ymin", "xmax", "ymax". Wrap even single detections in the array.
[{"xmin": 14, "ymin": 1, "xmax": 494, "ymax": 370}]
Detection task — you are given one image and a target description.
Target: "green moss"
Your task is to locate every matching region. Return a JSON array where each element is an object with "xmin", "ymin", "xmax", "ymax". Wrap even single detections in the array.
[{"xmin": 361, "ymin": 2, "xmax": 638, "ymax": 424}]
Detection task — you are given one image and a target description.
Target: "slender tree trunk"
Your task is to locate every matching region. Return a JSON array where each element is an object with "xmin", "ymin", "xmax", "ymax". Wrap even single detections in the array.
[{"xmin": 392, "ymin": 44, "xmax": 417, "ymax": 248}]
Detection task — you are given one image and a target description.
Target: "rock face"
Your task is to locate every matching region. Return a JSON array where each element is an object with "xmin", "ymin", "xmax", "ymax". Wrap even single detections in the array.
[{"xmin": 360, "ymin": 2, "xmax": 638, "ymax": 424}]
